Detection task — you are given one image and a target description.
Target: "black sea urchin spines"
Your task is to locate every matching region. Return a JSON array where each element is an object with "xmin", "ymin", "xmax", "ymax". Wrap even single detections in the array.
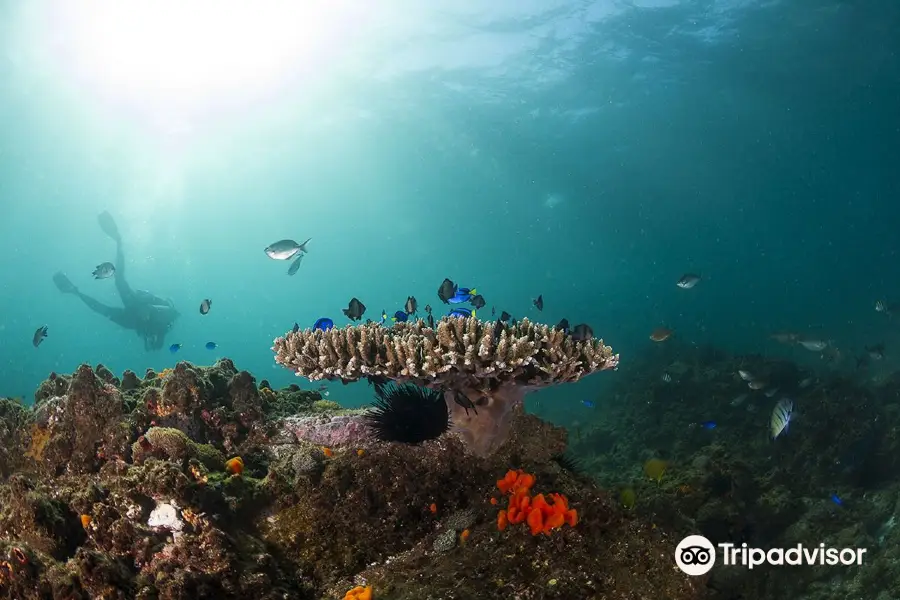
[
  {"xmin": 552, "ymin": 451, "xmax": 587, "ymax": 477},
  {"xmin": 365, "ymin": 383, "xmax": 450, "ymax": 445}
]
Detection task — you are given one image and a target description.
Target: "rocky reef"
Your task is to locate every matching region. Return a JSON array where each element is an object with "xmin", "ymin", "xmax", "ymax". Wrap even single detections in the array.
[
  {"xmin": 567, "ymin": 342, "xmax": 900, "ymax": 600},
  {"xmin": 0, "ymin": 358, "xmax": 703, "ymax": 600}
]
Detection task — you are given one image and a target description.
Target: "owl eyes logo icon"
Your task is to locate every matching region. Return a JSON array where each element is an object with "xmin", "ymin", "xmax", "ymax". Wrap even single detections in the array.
[{"xmin": 675, "ymin": 535, "xmax": 716, "ymax": 576}]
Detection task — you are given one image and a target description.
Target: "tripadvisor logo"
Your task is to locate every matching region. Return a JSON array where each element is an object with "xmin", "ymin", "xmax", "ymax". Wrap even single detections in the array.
[{"xmin": 675, "ymin": 536, "xmax": 867, "ymax": 576}]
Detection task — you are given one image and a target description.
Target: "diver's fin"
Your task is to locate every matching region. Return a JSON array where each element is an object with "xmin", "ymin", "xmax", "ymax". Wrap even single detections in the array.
[
  {"xmin": 97, "ymin": 211, "xmax": 121, "ymax": 242},
  {"xmin": 52, "ymin": 272, "xmax": 77, "ymax": 294}
]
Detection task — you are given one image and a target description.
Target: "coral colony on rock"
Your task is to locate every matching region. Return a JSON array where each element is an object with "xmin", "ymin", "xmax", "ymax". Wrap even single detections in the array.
[{"xmin": 0, "ymin": 318, "xmax": 709, "ymax": 600}]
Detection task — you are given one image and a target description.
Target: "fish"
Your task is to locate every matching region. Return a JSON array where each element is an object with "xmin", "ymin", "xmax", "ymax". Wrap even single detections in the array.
[
  {"xmin": 292, "ymin": 322, "xmax": 300, "ymax": 333},
  {"xmin": 699, "ymin": 421, "xmax": 717, "ymax": 430},
  {"xmin": 380, "ymin": 310, "xmax": 387, "ymax": 324},
  {"xmin": 287, "ymin": 253, "xmax": 304, "ymax": 276},
  {"xmin": 676, "ymin": 273, "xmax": 701, "ymax": 289},
  {"xmin": 437, "ymin": 279, "xmax": 457, "ymax": 304},
  {"xmin": 582, "ymin": 400, "xmax": 595, "ymax": 408},
  {"xmin": 747, "ymin": 379, "xmax": 767, "ymax": 390},
  {"xmin": 770, "ymin": 332, "xmax": 799, "ymax": 344},
  {"xmin": 32, "ymin": 325, "xmax": 48, "ymax": 348},
  {"xmin": 533, "ymin": 294, "xmax": 544, "ymax": 311},
  {"xmin": 649, "ymin": 327, "xmax": 673, "ymax": 342},
  {"xmin": 313, "ymin": 317, "xmax": 334, "ymax": 332},
  {"xmin": 764, "ymin": 387, "xmax": 779, "ymax": 398},
  {"xmin": 199, "ymin": 299, "xmax": 212, "ymax": 315},
  {"xmin": 425, "ymin": 304, "xmax": 432, "ymax": 315},
  {"xmin": 453, "ymin": 391, "xmax": 478, "ymax": 416},
  {"xmin": 875, "ymin": 300, "xmax": 892, "ymax": 316},
  {"xmin": 405, "ymin": 296, "xmax": 418, "ymax": 315},
  {"xmin": 448, "ymin": 307, "xmax": 474, "ymax": 318},
  {"xmin": 661, "ymin": 372, "xmax": 672, "ymax": 383},
  {"xmin": 427, "ymin": 314, "xmax": 435, "ymax": 328},
  {"xmin": 798, "ymin": 377, "xmax": 813, "ymax": 389},
  {"xmin": 92, "ymin": 262, "xmax": 115, "ymax": 279},
  {"xmin": 499, "ymin": 311, "xmax": 512, "ymax": 323},
  {"xmin": 730, "ymin": 393, "xmax": 748, "ymax": 407},
  {"xmin": 449, "ymin": 287, "xmax": 476, "ymax": 304},
  {"xmin": 770, "ymin": 397, "xmax": 793, "ymax": 439},
  {"xmin": 737, "ymin": 370, "xmax": 754, "ymax": 381},
  {"xmin": 571, "ymin": 323, "xmax": 594, "ymax": 341},
  {"xmin": 555, "ymin": 318, "xmax": 570, "ymax": 333},
  {"xmin": 866, "ymin": 343, "xmax": 885, "ymax": 360},
  {"xmin": 342, "ymin": 298, "xmax": 366, "ymax": 321},
  {"xmin": 205, "ymin": 342, "xmax": 218, "ymax": 350},
  {"xmin": 470, "ymin": 294, "xmax": 486, "ymax": 310},
  {"xmin": 797, "ymin": 338, "xmax": 828, "ymax": 352},
  {"xmin": 491, "ymin": 306, "xmax": 496, "ymax": 316},
  {"xmin": 830, "ymin": 493, "xmax": 843, "ymax": 506},
  {"xmin": 264, "ymin": 238, "xmax": 311, "ymax": 260},
  {"xmin": 169, "ymin": 343, "xmax": 182, "ymax": 353},
  {"xmin": 391, "ymin": 311, "xmax": 408, "ymax": 323}
]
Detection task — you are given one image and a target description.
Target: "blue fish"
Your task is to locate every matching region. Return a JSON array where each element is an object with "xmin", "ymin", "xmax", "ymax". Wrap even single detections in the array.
[
  {"xmin": 582, "ymin": 400, "xmax": 595, "ymax": 408},
  {"xmin": 700, "ymin": 421, "xmax": 717, "ymax": 430},
  {"xmin": 392, "ymin": 311, "xmax": 408, "ymax": 323},
  {"xmin": 830, "ymin": 493, "xmax": 843, "ymax": 506},
  {"xmin": 448, "ymin": 307, "xmax": 475, "ymax": 318},
  {"xmin": 448, "ymin": 287, "xmax": 476, "ymax": 304},
  {"xmin": 205, "ymin": 342, "xmax": 218, "ymax": 350},
  {"xmin": 381, "ymin": 310, "xmax": 387, "ymax": 324},
  {"xmin": 313, "ymin": 317, "xmax": 334, "ymax": 332},
  {"xmin": 169, "ymin": 343, "xmax": 182, "ymax": 353}
]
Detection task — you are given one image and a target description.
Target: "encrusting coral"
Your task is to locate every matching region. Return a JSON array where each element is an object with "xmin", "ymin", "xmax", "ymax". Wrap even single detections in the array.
[{"xmin": 273, "ymin": 316, "xmax": 619, "ymax": 455}]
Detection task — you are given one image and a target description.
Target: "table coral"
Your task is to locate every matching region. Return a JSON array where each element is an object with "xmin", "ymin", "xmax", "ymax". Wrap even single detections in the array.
[{"xmin": 273, "ymin": 316, "xmax": 618, "ymax": 455}]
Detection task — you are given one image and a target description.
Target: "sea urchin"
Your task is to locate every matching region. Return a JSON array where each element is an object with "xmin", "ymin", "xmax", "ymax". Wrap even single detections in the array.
[{"xmin": 364, "ymin": 382, "xmax": 450, "ymax": 444}]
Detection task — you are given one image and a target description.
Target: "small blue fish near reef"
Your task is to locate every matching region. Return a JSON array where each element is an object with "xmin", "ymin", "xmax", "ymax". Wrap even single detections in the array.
[
  {"xmin": 582, "ymin": 400, "xmax": 595, "ymax": 408},
  {"xmin": 448, "ymin": 307, "xmax": 475, "ymax": 318},
  {"xmin": 169, "ymin": 343, "xmax": 182, "ymax": 353},
  {"xmin": 381, "ymin": 310, "xmax": 387, "ymax": 324},
  {"xmin": 205, "ymin": 342, "xmax": 218, "ymax": 350},
  {"xmin": 699, "ymin": 421, "xmax": 717, "ymax": 430},
  {"xmin": 830, "ymin": 493, "xmax": 843, "ymax": 506},
  {"xmin": 313, "ymin": 317, "xmax": 334, "ymax": 332},
  {"xmin": 449, "ymin": 287, "xmax": 477, "ymax": 304},
  {"xmin": 392, "ymin": 311, "xmax": 408, "ymax": 323}
]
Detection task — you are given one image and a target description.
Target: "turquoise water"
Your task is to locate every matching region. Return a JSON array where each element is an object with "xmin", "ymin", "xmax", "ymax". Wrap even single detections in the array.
[{"xmin": 1, "ymin": 0, "xmax": 898, "ymax": 412}]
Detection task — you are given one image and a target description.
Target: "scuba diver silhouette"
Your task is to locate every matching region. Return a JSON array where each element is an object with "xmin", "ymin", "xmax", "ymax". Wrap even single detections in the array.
[{"xmin": 53, "ymin": 211, "xmax": 180, "ymax": 351}]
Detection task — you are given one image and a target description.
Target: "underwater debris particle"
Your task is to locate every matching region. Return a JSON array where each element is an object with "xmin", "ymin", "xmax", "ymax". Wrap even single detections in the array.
[{"xmin": 643, "ymin": 458, "xmax": 668, "ymax": 483}]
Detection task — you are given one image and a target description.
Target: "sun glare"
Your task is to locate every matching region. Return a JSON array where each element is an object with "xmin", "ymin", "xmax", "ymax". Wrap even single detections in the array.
[{"xmin": 52, "ymin": 0, "xmax": 356, "ymax": 114}]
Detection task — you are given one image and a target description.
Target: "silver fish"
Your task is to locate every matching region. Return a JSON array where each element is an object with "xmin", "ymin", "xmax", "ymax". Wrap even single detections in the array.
[
  {"xmin": 738, "ymin": 370, "xmax": 754, "ymax": 381},
  {"xmin": 92, "ymin": 262, "xmax": 115, "ymax": 279},
  {"xmin": 770, "ymin": 398, "xmax": 793, "ymax": 439},
  {"xmin": 287, "ymin": 253, "xmax": 304, "ymax": 276},
  {"xmin": 798, "ymin": 377, "xmax": 814, "ymax": 389},
  {"xmin": 730, "ymin": 393, "xmax": 748, "ymax": 407},
  {"xmin": 875, "ymin": 300, "xmax": 891, "ymax": 316},
  {"xmin": 748, "ymin": 379, "xmax": 767, "ymax": 390},
  {"xmin": 798, "ymin": 339, "xmax": 828, "ymax": 352},
  {"xmin": 265, "ymin": 238, "xmax": 311, "ymax": 260},
  {"xmin": 199, "ymin": 298, "xmax": 212, "ymax": 315},
  {"xmin": 676, "ymin": 274, "xmax": 701, "ymax": 289},
  {"xmin": 405, "ymin": 296, "xmax": 418, "ymax": 315},
  {"xmin": 764, "ymin": 387, "xmax": 779, "ymax": 398},
  {"xmin": 661, "ymin": 372, "xmax": 672, "ymax": 383}
]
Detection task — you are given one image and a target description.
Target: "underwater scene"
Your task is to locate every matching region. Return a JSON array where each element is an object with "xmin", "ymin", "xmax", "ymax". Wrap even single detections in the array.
[{"xmin": 1, "ymin": 1, "xmax": 899, "ymax": 599}]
